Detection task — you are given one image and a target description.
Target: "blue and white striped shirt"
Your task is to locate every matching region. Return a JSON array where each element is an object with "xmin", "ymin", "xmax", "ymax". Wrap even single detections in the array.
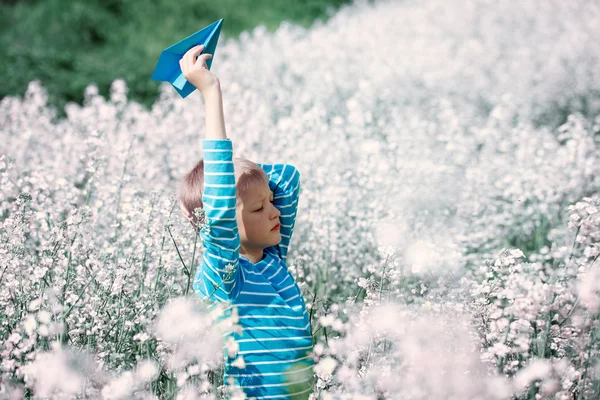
[{"xmin": 193, "ymin": 139, "xmax": 314, "ymax": 399}]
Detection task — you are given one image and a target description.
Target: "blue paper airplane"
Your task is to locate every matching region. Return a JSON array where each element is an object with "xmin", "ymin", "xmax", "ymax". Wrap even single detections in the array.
[{"xmin": 151, "ymin": 18, "xmax": 224, "ymax": 98}]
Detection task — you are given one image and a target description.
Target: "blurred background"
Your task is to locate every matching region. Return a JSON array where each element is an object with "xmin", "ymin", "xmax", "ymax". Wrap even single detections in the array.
[
  {"xmin": 0, "ymin": 0, "xmax": 356, "ymax": 116},
  {"xmin": 2, "ymin": 0, "xmax": 600, "ymax": 398}
]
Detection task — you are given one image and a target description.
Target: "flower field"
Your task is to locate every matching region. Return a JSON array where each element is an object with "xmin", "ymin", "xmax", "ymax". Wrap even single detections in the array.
[{"xmin": 1, "ymin": 0, "xmax": 600, "ymax": 398}]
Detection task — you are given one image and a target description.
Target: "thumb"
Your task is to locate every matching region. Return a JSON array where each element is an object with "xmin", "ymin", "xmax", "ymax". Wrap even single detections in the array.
[{"xmin": 195, "ymin": 53, "xmax": 213, "ymax": 67}]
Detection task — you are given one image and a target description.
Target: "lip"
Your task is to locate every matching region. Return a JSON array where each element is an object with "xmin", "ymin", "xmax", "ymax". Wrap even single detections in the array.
[{"xmin": 271, "ymin": 223, "xmax": 280, "ymax": 231}]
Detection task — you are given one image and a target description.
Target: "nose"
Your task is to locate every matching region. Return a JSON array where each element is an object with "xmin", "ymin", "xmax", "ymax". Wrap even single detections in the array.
[{"xmin": 271, "ymin": 203, "xmax": 280, "ymax": 219}]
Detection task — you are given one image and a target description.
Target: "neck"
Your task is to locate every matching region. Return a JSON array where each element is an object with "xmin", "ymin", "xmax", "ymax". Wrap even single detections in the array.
[{"xmin": 241, "ymin": 247, "xmax": 265, "ymax": 264}]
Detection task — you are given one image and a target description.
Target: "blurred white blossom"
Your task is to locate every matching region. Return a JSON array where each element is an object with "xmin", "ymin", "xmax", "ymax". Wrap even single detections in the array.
[{"xmin": 1, "ymin": 0, "xmax": 600, "ymax": 398}]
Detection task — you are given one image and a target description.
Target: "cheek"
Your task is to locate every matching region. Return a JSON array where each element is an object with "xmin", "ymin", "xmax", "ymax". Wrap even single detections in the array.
[
  {"xmin": 238, "ymin": 212, "xmax": 261, "ymax": 236},
  {"xmin": 236, "ymin": 212, "xmax": 246, "ymax": 235}
]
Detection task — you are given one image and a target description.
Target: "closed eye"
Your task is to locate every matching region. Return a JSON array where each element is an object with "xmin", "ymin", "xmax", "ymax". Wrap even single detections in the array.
[{"xmin": 255, "ymin": 199, "xmax": 275, "ymax": 212}]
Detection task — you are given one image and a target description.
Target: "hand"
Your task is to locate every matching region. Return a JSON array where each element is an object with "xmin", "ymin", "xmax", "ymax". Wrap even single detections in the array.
[{"xmin": 179, "ymin": 44, "xmax": 220, "ymax": 95}]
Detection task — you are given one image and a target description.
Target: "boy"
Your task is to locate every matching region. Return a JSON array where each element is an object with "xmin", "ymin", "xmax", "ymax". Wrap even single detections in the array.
[{"xmin": 176, "ymin": 45, "xmax": 314, "ymax": 399}]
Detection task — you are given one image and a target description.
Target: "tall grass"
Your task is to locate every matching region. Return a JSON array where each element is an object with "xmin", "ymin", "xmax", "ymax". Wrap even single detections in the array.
[{"xmin": 1, "ymin": 0, "xmax": 600, "ymax": 398}]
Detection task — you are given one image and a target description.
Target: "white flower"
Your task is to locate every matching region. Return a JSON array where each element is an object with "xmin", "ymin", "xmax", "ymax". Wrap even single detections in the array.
[
  {"xmin": 313, "ymin": 343, "xmax": 325, "ymax": 356},
  {"xmin": 37, "ymin": 310, "xmax": 51, "ymax": 324},
  {"xmin": 176, "ymin": 371, "xmax": 189, "ymax": 387},
  {"xmin": 224, "ymin": 263, "xmax": 236, "ymax": 275},
  {"xmin": 232, "ymin": 356, "xmax": 245, "ymax": 369},
  {"xmin": 29, "ymin": 298, "xmax": 42, "ymax": 311},
  {"xmin": 332, "ymin": 318, "xmax": 345, "ymax": 331},
  {"xmin": 33, "ymin": 267, "xmax": 48, "ymax": 280},
  {"xmin": 8, "ymin": 332, "xmax": 22, "ymax": 344},
  {"xmin": 514, "ymin": 359, "xmax": 552, "ymax": 390},
  {"xmin": 319, "ymin": 315, "xmax": 335, "ymax": 327},
  {"xmin": 133, "ymin": 332, "xmax": 150, "ymax": 343},
  {"xmin": 21, "ymin": 348, "xmax": 86, "ymax": 398},
  {"xmin": 509, "ymin": 249, "xmax": 525, "ymax": 259},
  {"xmin": 135, "ymin": 360, "xmax": 158, "ymax": 382},
  {"xmin": 24, "ymin": 315, "xmax": 37, "ymax": 336},
  {"xmin": 102, "ymin": 371, "xmax": 135, "ymax": 400},
  {"xmin": 38, "ymin": 325, "xmax": 49, "ymax": 337},
  {"xmin": 187, "ymin": 364, "xmax": 201, "ymax": 376},
  {"xmin": 225, "ymin": 336, "xmax": 239, "ymax": 358},
  {"xmin": 314, "ymin": 357, "xmax": 337, "ymax": 380}
]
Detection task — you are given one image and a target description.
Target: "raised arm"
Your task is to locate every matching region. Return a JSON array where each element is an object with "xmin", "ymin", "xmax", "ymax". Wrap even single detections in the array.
[
  {"xmin": 256, "ymin": 163, "xmax": 301, "ymax": 263},
  {"xmin": 180, "ymin": 50, "xmax": 245, "ymax": 302},
  {"xmin": 193, "ymin": 139, "xmax": 246, "ymax": 302}
]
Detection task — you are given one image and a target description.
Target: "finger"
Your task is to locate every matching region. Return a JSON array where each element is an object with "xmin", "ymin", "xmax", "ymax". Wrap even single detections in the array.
[
  {"xmin": 195, "ymin": 53, "xmax": 213, "ymax": 68},
  {"xmin": 183, "ymin": 45, "xmax": 204, "ymax": 71},
  {"xmin": 183, "ymin": 48, "xmax": 192, "ymax": 72},
  {"xmin": 191, "ymin": 44, "xmax": 206, "ymax": 61},
  {"xmin": 183, "ymin": 44, "xmax": 204, "ymax": 60}
]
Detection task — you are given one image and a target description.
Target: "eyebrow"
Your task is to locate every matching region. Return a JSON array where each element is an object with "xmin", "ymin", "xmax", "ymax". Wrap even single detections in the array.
[{"xmin": 254, "ymin": 191, "xmax": 274, "ymax": 206}]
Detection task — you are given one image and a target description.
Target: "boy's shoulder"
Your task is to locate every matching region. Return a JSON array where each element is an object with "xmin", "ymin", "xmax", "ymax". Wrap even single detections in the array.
[
  {"xmin": 264, "ymin": 246, "xmax": 284, "ymax": 261},
  {"xmin": 237, "ymin": 247, "xmax": 282, "ymax": 266}
]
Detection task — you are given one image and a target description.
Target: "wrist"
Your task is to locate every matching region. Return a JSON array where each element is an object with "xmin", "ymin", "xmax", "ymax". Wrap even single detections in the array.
[{"xmin": 201, "ymin": 81, "xmax": 222, "ymax": 99}]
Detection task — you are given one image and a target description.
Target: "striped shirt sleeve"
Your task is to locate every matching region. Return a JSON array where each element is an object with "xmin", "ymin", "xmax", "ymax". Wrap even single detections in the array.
[
  {"xmin": 256, "ymin": 163, "xmax": 301, "ymax": 263},
  {"xmin": 193, "ymin": 139, "xmax": 245, "ymax": 303}
]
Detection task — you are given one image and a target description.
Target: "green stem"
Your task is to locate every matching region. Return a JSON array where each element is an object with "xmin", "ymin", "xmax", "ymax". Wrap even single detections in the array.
[
  {"xmin": 186, "ymin": 228, "xmax": 199, "ymax": 297},
  {"xmin": 576, "ymin": 322, "xmax": 598, "ymax": 400},
  {"xmin": 112, "ymin": 290, "xmax": 124, "ymax": 346},
  {"xmin": 559, "ymin": 253, "xmax": 599, "ymax": 327},
  {"xmin": 497, "ymin": 313, "xmax": 515, "ymax": 374},
  {"xmin": 60, "ymin": 272, "xmax": 97, "ymax": 344},
  {"xmin": 205, "ymin": 266, "xmax": 235, "ymax": 300},
  {"xmin": 538, "ymin": 294, "xmax": 557, "ymax": 358},
  {"xmin": 566, "ymin": 225, "xmax": 581, "ymax": 269},
  {"xmin": 379, "ymin": 255, "xmax": 389, "ymax": 303},
  {"xmin": 137, "ymin": 196, "xmax": 156, "ymax": 296},
  {"xmin": 309, "ymin": 291, "xmax": 318, "ymax": 335},
  {"xmin": 112, "ymin": 136, "xmax": 135, "ymax": 237},
  {"xmin": 154, "ymin": 200, "xmax": 178, "ymax": 293},
  {"xmin": 154, "ymin": 235, "xmax": 166, "ymax": 293},
  {"xmin": 352, "ymin": 286, "xmax": 364, "ymax": 303},
  {"xmin": 61, "ymin": 233, "xmax": 79, "ymax": 305},
  {"xmin": 166, "ymin": 225, "xmax": 189, "ymax": 278}
]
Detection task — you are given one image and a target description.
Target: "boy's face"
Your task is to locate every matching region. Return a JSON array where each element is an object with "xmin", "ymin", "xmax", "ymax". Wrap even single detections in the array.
[{"xmin": 236, "ymin": 181, "xmax": 281, "ymax": 254}]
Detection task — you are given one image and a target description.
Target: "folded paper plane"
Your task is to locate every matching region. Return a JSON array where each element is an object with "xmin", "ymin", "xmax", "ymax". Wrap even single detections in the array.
[{"xmin": 151, "ymin": 18, "xmax": 224, "ymax": 98}]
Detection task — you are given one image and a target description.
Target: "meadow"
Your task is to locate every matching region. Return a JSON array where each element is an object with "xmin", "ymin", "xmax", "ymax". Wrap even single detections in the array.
[{"xmin": 1, "ymin": 0, "xmax": 600, "ymax": 398}]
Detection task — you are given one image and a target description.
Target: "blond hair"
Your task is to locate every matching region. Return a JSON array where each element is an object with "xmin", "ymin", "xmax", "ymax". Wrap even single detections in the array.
[{"xmin": 177, "ymin": 157, "xmax": 269, "ymax": 229}]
